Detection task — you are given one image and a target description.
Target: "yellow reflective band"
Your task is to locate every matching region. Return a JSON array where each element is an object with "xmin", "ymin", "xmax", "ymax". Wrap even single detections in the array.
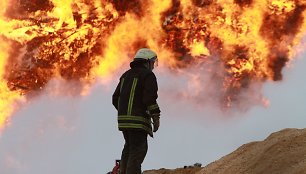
[
  {"xmin": 120, "ymin": 78, "xmax": 125, "ymax": 92},
  {"xmin": 118, "ymin": 123, "xmax": 152, "ymax": 134},
  {"xmin": 118, "ymin": 115, "xmax": 151, "ymax": 124},
  {"xmin": 127, "ymin": 78, "xmax": 138, "ymax": 115},
  {"xmin": 148, "ymin": 104, "xmax": 159, "ymax": 111},
  {"xmin": 118, "ymin": 78, "xmax": 125, "ymax": 109}
]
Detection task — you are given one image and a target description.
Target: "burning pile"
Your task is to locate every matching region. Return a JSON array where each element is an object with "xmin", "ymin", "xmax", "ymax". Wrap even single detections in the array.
[{"xmin": 0, "ymin": 0, "xmax": 305, "ymax": 129}]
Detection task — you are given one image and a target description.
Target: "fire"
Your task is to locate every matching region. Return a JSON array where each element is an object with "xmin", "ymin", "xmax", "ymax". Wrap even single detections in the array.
[{"xmin": 0, "ymin": 0, "xmax": 305, "ymax": 129}]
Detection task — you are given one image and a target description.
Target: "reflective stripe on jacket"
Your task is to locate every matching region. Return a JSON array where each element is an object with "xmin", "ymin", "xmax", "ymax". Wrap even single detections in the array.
[{"xmin": 112, "ymin": 64, "xmax": 160, "ymax": 137}]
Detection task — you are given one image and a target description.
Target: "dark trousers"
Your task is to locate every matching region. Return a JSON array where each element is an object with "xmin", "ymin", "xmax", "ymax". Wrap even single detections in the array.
[{"xmin": 119, "ymin": 130, "xmax": 148, "ymax": 174}]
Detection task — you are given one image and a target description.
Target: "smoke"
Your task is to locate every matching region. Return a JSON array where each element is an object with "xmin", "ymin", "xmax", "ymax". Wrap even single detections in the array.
[
  {"xmin": 158, "ymin": 61, "xmax": 268, "ymax": 114},
  {"xmin": 0, "ymin": 80, "xmax": 120, "ymax": 174}
]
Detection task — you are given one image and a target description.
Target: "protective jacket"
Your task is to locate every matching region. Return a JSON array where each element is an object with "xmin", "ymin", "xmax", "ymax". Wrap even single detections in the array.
[{"xmin": 112, "ymin": 61, "xmax": 161, "ymax": 137}]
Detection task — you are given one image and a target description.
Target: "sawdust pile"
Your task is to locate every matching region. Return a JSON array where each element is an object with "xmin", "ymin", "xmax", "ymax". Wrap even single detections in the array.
[{"xmin": 144, "ymin": 128, "xmax": 306, "ymax": 174}]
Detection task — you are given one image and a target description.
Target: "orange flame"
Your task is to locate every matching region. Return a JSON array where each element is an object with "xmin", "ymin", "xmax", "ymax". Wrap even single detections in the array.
[{"xmin": 0, "ymin": 0, "xmax": 305, "ymax": 130}]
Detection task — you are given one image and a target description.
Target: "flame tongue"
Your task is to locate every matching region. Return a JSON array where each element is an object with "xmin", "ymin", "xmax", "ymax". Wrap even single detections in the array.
[{"xmin": 0, "ymin": 0, "xmax": 305, "ymax": 129}]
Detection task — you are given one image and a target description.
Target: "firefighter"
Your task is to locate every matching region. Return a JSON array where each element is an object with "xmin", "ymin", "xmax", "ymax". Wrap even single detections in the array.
[{"xmin": 112, "ymin": 48, "xmax": 161, "ymax": 174}]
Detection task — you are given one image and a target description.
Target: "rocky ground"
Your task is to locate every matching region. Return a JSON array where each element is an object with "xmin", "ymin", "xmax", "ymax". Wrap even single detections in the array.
[{"xmin": 144, "ymin": 128, "xmax": 306, "ymax": 174}]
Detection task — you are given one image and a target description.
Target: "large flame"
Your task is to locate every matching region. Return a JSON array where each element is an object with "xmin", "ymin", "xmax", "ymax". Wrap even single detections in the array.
[{"xmin": 0, "ymin": 0, "xmax": 305, "ymax": 130}]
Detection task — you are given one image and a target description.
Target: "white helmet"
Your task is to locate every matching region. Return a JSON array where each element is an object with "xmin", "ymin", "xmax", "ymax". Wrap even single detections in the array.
[{"xmin": 133, "ymin": 48, "xmax": 157, "ymax": 62}]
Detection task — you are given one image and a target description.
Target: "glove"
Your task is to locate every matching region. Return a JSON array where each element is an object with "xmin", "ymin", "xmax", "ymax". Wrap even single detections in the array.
[{"xmin": 152, "ymin": 114, "xmax": 160, "ymax": 132}]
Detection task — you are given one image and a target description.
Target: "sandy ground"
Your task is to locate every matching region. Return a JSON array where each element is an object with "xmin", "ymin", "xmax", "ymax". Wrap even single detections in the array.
[{"xmin": 144, "ymin": 128, "xmax": 306, "ymax": 174}]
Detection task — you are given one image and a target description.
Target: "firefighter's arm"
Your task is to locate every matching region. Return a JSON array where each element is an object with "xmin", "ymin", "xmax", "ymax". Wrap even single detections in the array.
[
  {"xmin": 112, "ymin": 80, "xmax": 121, "ymax": 110},
  {"xmin": 143, "ymin": 73, "xmax": 161, "ymax": 132}
]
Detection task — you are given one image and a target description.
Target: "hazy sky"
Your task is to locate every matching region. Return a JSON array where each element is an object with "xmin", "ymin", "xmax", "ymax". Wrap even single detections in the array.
[{"xmin": 0, "ymin": 48, "xmax": 305, "ymax": 173}]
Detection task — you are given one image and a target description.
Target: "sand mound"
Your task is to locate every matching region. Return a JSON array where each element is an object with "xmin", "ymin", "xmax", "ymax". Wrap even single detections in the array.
[{"xmin": 144, "ymin": 128, "xmax": 306, "ymax": 174}]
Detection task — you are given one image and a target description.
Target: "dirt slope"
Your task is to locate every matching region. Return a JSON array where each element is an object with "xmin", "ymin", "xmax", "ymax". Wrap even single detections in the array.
[{"xmin": 144, "ymin": 128, "xmax": 306, "ymax": 174}]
